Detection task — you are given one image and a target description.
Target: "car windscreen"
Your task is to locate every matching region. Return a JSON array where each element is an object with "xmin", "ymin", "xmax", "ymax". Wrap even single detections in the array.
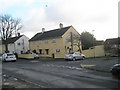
[
  {"xmin": 7, "ymin": 54, "xmax": 14, "ymax": 56},
  {"xmin": 68, "ymin": 52, "xmax": 74, "ymax": 54}
]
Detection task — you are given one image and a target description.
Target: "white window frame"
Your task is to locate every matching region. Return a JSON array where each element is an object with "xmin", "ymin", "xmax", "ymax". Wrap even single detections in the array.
[
  {"xmin": 44, "ymin": 40, "xmax": 48, "ymax": 44},
  {"xmin": 51, "ymin": 39, "xmax": 56, "ymax": 43}
]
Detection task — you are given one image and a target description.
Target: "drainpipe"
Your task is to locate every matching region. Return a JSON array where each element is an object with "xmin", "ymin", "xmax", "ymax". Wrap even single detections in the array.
[{"xmin": 14, "ymin": 43, "xmax": 16, "ymax": 53}]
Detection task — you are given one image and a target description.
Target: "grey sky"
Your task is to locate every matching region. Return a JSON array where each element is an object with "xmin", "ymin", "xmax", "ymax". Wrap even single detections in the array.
[{"xmin": 0, "ymin": 0, "xmax": 119, "ymax": 40}]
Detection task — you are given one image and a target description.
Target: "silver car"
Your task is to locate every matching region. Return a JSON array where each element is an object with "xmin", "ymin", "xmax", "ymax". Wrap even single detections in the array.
[{"xmin": 64, "ymin": 52, "xmax": 85, "ymax": 61}]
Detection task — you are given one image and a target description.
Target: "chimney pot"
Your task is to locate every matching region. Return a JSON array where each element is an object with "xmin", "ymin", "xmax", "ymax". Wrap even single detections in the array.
[
  {"xmin": 42, "ymin": 28, "xmax": 45, "ymax": 33},
  {"xmin": 59, "ymin": 23, "xmax": 63, "ymax": 29},
  {"xmin": 18, "ymin": 33, "xmax": 20, "ymax": 36}
]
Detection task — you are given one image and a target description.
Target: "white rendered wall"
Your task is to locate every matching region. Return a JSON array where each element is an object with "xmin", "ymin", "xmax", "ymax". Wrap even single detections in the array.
[{"xmin": 14, "ymin": 35, "xmax": 29, "ymax": 54}]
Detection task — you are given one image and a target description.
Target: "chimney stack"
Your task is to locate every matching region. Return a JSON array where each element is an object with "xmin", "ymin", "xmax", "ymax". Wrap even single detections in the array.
[
  {"xmin": 42, "ymin": 28, "xmax": 45, "ymax": 33},
  {"xmin": 59, "ymin": 23, "xmax": 63, "ymax": 29},
  {"xmin": 18, "ymin": 33, "xmax": 20, "ymax": 36}
]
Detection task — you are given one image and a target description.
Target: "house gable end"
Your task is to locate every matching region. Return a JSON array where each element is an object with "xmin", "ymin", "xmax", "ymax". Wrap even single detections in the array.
[{"xmin": 62, "ymin": 26, "xmax": 80, "ymax": 39}]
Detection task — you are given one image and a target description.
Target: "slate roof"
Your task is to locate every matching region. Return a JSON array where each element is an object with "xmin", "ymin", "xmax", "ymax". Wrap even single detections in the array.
[
  {"xmin": 1, "ymin": 35, "xmax": 23, "ymax": 44},
  {"xmin": 29, "ymin": 26, "xmax": 71, "ymax": 41},
  {"xmin": 104, "ymin": 37, "xmax": 120, "ymax": 44}
]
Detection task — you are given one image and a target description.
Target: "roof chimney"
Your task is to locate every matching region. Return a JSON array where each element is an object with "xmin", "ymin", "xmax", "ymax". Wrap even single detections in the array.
[
  {"xmin": 59, "ymin": 23, "xmax": 63, "ymax": 29},
  {"xmin": 42, "ymin": 28, "xmax": 45, "ymax": 33},
  {"xmin": 18, "ymin": 33, "xmax": 20, "ymax": 36}
]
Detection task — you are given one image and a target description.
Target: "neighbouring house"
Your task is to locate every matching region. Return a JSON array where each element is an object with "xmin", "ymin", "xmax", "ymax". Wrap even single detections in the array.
[
  {"xmin": 104, "ymin": 37, "xmax": 120, "ymax": 56},
  {"xmin": 0, "ymin": 34, "xmax": 29, "ymax": 54},
  {"xmin": 29, "ymin": 24, "xmax": 82, "ymax": 58},
  {"xmin": 95, "ymin": 40, "xmax": 104, "ymax": 46}
]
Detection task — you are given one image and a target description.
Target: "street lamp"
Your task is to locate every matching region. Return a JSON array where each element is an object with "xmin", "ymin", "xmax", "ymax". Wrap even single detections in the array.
[{"xmin": 92, "ymin": 30, "xmax": 95, "ymax": 58}]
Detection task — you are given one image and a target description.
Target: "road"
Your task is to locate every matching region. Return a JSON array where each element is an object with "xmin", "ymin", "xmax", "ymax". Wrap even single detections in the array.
[{"xmin": 2, "ymin": 58, "xmax": 119, "ymax": 88}]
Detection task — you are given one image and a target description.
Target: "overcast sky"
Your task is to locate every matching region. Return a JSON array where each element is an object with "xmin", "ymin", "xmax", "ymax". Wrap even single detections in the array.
[{"xmin": 0, "ymin": 0, "xmax": 119, "ymax": 40}]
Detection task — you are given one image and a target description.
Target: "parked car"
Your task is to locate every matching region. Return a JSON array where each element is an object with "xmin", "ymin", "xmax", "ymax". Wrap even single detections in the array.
[
  {"xmin": 34, "ymin": 53, "xmax": 39, "ymax": 59},
  {"xmin": 105, "ymin": 53, "xmax": 118, "ymax": 57},
  {"xmin": 110, "ymin": 64, "xmax": 120, "ymax": 79},
  {"xmin": 64, "ymin": 52, "xmax": 85, "ymax": 61},
  {"xmin": 2, "ymin": 53, "xmax": 17, "ymax": 62}
]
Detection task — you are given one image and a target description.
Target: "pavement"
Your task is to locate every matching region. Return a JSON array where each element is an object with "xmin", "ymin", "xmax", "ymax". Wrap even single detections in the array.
[{"xmin": 79, "ymin": 56, "xmax": 119, "ymax": 73}]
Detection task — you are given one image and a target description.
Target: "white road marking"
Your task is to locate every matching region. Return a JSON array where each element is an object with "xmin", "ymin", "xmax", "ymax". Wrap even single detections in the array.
[
  {"xmin": 30, "ymin": 61, "xmax": 39, "ymax": 62},
  {"xmin": 43, "ymin": 64, "xmax": 83, "ymax": 70},
  {"xmin": 81, "ymin": 64, "xmax": 96, "ymax": 67}
]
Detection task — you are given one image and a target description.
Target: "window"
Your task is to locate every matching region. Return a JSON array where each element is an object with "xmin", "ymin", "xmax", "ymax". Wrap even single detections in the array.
[
  {"xmin": 32, "ymin": 49, "xmax": 36, "ymax": 53},
  {"xmin": 56, "ymin": 49, "xmax": 60, "ymax": 53},
  {"xmin": 44, "ymin": 40, "xmax": 48, "ymax": 44},
  {"xmin": 65, "ymin": 38, "xmax": 70, "ymax": 42},
  {"xmin": 69, "ymin": 52, "xmax": 74, "ymax": 54},
  {"xmin": 39, "ymin": 49, "xmax": 42, "ymax": 54},
  {"xmin": 21, "ymin": 51, "xmax": 23, "ymax": 54},
  {"xmin": 33, "ymin": 41, "xmax": 36, "ymax": 44},
  {"xmin": 39, "ymin": 41, "xmax": 41, "ymax": 44},
  {"xmin": 7, "ymin": 54, "xmax": 14, "ymax": 56},
  {"xmin": 51, "ymin": 39, "xmax": 56, "ymax": 43},
  {"xmin": 45, "ymin": 49, "xmax": 49, "ymax": 54},
  {"xmin": 17, "ymin": 43, "xmax": 20, "ymax": 45}
]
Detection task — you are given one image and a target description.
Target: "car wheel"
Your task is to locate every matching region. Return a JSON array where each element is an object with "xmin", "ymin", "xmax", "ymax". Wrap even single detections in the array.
[
  {"xmin": 73, "ymin": 57, "xmax": 76, "ymax": 61},
  {"xmin": 4, "ymin": 59, "xmax": 6, "ymax": 62},
  {"xmin": 82, "ymin": 56, "xmax": 85, "ymax": 60},
  {"xmin": 65, "ymin": 59, "xmax": 67, "ymax": 61},
  {"xmin": 13, "ymin": 60, "xmax": 16, "ymax": 62}
]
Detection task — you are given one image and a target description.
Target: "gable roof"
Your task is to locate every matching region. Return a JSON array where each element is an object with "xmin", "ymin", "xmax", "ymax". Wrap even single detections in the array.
[
  {"xmin": 29, "ymin": 26, "xmax": 71, "ymax": 41},
  {"xmin": 1, "ymin": 35, "xmax": 23, "ymax": 44},
  {"xmin": 104, "ymin": 37, "xmax": 120, "ymax": 44}
]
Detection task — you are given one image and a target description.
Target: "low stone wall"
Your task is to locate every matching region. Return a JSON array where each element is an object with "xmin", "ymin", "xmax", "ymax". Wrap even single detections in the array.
[
  {"xmin": 39, "ymin": 54, "xmax": 52, "ymax": 58},
  {"xmin": 39, "ymin": 53, "xmax": 64, "ymax": 58},
  {"xmin": 18, "ymin": 54, "xmax": 34, "ymax": 59}
]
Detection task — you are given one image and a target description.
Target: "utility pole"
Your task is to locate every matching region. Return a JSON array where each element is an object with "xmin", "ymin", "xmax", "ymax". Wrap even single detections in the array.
[
  {"xmin": 22, "ymin": 39, "xmax": 25, "ymax": 53},
  {"xmin": 78, "ymin": 38, "xmax": 82, "ymax": 53},
  {"xmin": 70, "ymin": 32, "xmax": 73, "ymax": 52}
]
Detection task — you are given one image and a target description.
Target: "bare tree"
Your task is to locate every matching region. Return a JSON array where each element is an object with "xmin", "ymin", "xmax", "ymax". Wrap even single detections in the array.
[
  {"xmin": 66, "ymin": 32, "xmax": 82, "ymax": 53},
  {"xmin": 0, "ymin": 14, "xmax": 22, "ymax": 52},
  {"xmin": 73, "ymin": 34, "xmax": 82, "ymax": 53}
]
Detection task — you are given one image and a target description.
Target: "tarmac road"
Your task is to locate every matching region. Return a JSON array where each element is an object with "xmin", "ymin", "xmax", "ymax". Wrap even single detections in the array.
[{"xmin": 2, "ymin": 58, "xmax": 119, "ymax": 88}]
